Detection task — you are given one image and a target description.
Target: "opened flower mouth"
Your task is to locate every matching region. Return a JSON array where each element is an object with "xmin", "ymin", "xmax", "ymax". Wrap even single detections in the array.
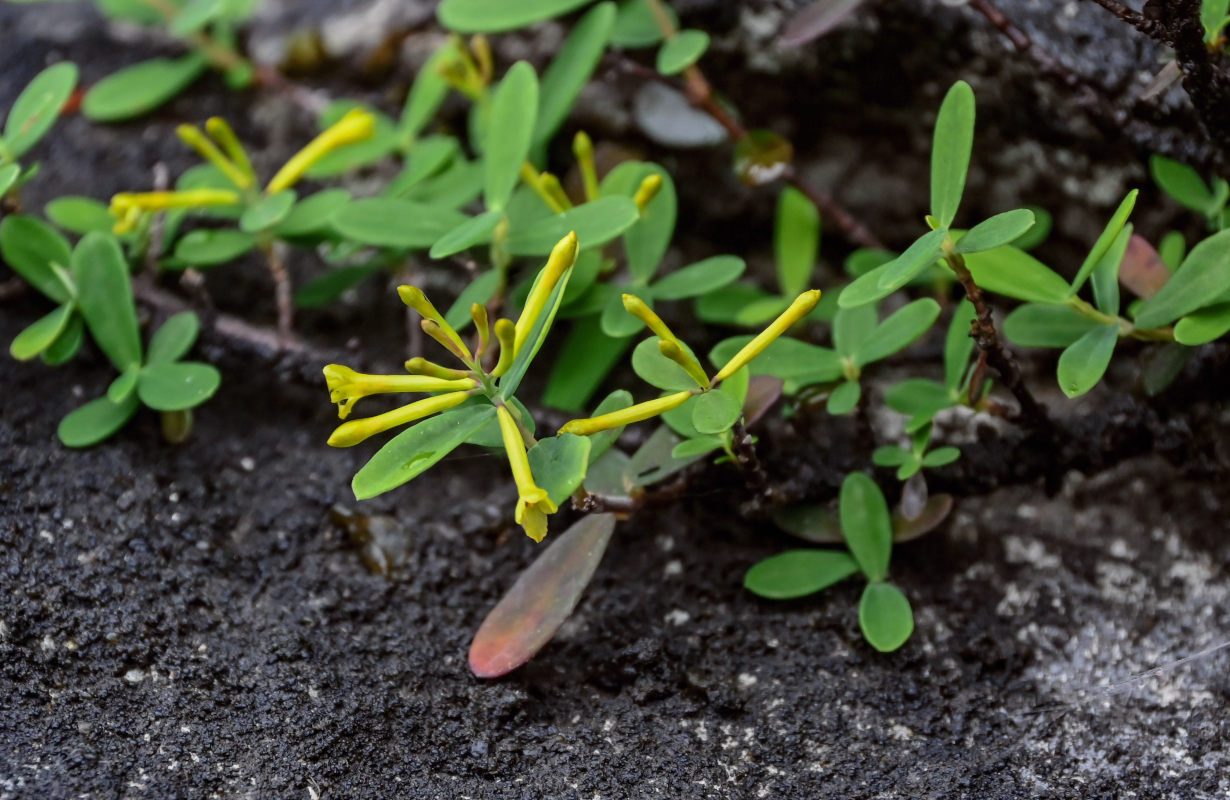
[{"xmin": 496, "ymin": 404, "xmax": 557, "ymax": 542}]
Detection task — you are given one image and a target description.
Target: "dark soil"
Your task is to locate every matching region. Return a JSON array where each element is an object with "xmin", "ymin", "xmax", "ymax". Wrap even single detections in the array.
[{"xmin": 3, "ymin": 1, "xmax": 1230, "ymax": 798}]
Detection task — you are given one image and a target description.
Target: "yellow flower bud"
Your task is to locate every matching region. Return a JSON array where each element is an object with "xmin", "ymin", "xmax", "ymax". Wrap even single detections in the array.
[
  {"xmin": 559, "ymin": 390, "xmax": 695, "ymax": 435},
  {"xmin": 712, "ymin": 290, "xmax": 821, "ymax": 383},
  {"xmin": 658, "ymin": 339, "xmax": 710, "ymax": 389},
  {"xmin": 513, "ymin": 231, "xmax": 578, "ymax": 355},
  {"xmin": 267, "ymin": 108, "xmax": 376, "ymax": 195},
  {"xmin": 621, "ymin": 293, "xmax": 682, "ymax": 347},
  {"xmin": 491, "ymin": 318, "xmax": 517, "ymax": 378},
  {"xmin": 573, "ymin": 131, "xmax": 599, "ymax": 202},
  {"xmin": 109, "ymin": 189, "xmax": 243, "ymax": 215},
  {"xmin": 471, "ymin": 303, "xmax": 490, "ymax": 356},
  {"xmin": 177, "ymin": 123, "xmax": 252, "ymax": 190},
  {"xmin": 205, "ymin": 117, "xmax": 255, "ymax": 183},
  {"xmin": 327, "ymin": 389, "xmax": 472, "ymax": 448},
  {"xmin": 398, "ymin": 285, "xmax": 471, "ymax": 360},
  {"xmin": 404, "ymin": 357, "xmax": 470, "ymax": 380},
  {"xmin": 633, "ymin": 174, "xmax": 663, "ymax": 212}
]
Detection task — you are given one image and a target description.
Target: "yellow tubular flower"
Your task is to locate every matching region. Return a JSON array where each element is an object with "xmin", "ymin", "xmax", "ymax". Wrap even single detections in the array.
[
  {"xmin": 539, "ymin": 172, "xmax": 573, "ymax": 211},
  {"xmin": 514, "ymin": 231, "xmax": 579, "ymax": 355},
  {"xmin": 633, "ymin": 174, "xmax": 663, "ymax": 212},
  {"xmin": 110, "ymin": 189, "xmax": 243, "ymax": 215},
  {"xmin": 559, "ymin": 390, "xmax": 695, "ymax": 436},
  {"xmin": 205, "ymin": 117, "xmax": 256, "ymax": 183},
  {"xmin": 712, "ymin": 289, "xmax": 822, "ymax": 383},
  {"xmin": 327, "ymin": 389, "xmax": 472, "ymax": 448},
  {"xmin": 520, "ymin": 162, "xmax": 566, "ymax": 214},
  {"xmin": 470, "ymin": 35, "xmax": 493, "ymax": 83},
  {"xmin": 470, "ymin": 303, "xmax": 490, "ymax": 356},
  {"xmin": 323, "ymin": 364, "xmax": 476, "ymax": 419},
  {"xmin": 422, "ymin": 319, "xmax": 473, "ymax": 363},
  {"xmin": 621, "ymin": 293, "xmax": 683, "ymax": 347},
  {"xmin": 496, "ymin": 405, "xmax": 557, "ymax": 543},
  {"xmin": 398, "ymin": 285, "xmax": 470, "ymax": 358},
  {"xmin": 404, "ymin": 357, "xmax": 469, "ymax": 380},
  {"xmin": 490, "ymin": 318, "xmax": 516, "ymax": 377},
  {"xmin": 658, "ymin": 340, "xmax": 710, "ymax": 389},
  {"xmin": 176, "ymin": 124, "xmax": 252, "ymax": 190},
  {"xmin": 266, "ymin": 108, "xmax": 376, "ymax": 195},
  {"xmin": 573, "ymin": 131, "xmax": 599, "ymax": 202}
]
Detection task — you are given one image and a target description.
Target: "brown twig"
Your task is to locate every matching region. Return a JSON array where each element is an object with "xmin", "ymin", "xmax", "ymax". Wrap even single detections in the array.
[
  {"xmin": 261, "ymin": 242, "xmax": 294, "ymax": 337},
  {"xmin": 572, "ymin": 475, "xmax": 691, "ymax": 515},
  {"xmin": 946, "ymin": 252, "xmax": 1051, "ymax": 433},
  {"xmin": 730, "ymin": 421, "xmax": 772, "ymax": 510},
  {"xmin": 1081, "ymin": 0, "xmax": 1168, "ymax": 39}
]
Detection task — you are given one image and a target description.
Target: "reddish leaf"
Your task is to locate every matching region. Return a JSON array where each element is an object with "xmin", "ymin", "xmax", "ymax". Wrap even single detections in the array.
[
  {"xmin": 780, "ymin": 0, "xmax": 867, "ymax": 47},
  {"xmin": 1119, "ymin": 234, "xmax": 1170, "ymax": 300},
  {"xmin": 469, "ymin": 512, "xmax": 617, "ymax": 678},
  {"xmin": 743, "ymin": 375, "xmax": 784, "ymax": 426},
  {"xmin": 892, "ymin": 493, "xmax": 954, "ymax": 542}
]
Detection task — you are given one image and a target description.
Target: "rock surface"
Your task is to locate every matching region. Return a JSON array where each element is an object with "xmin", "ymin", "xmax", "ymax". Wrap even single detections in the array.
[{"xmin": 2, "ymin": 1, "xmax": 1229, "ymax": 797}]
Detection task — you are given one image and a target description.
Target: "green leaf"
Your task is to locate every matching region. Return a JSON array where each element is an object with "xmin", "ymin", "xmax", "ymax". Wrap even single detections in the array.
[
  {"xmin": 146, "ymin": 311, "xmax": 199, "ymax": 364},
  {"xmin": 775, "ymin": 186, "xmax": 820, "ymax": 296},
  {"xmin": 962, "ymin": 245, "xmax": 1071, "ymax": 304},
  {"xmin": 57, "ymin": 392, "xmax": 140, "ymax": 448},
  {"xmin": 239, "ymin": 190, "xmax": 296, "ymax": 233},
  {"xmin": 137, "ymin": 362, "xmax": 220, "ymax": 411},
  {"xmin": 1135, "ymin": 229, "xmax": 1230, "ymax": 328},
  {"xmin": 534, "ymin": 2, "xmax": 615, "ymax": 146},
  {"xmin": 670, "ymin": 436, "xmax": 722, "ymax": 459},
  {"xmin": 506, "ymin": 196, "xmax": 640, "ymax": 256},
  {"xmin": 444, "ymin": 269, "xmax": 501, "ymax": 330},
  {"xmin": 632, "ymin": 336, "xmax": 701, "ymax": 391},
  {"xmin": 528, "ymin": 433, "xmax": 592, "ymax": 505},
  {"xmin": 1012, "ymin": 205, "xmax": 1052, "ymax": 251},
  {"xmin": 484, "ymin": 62, "xmax": 538, "ymax": 211},
  {"xmin": 1003, "ymin": 303, "xmax": 1101, "ymax": 348},
  {"xmin": 82, "ymin": 55, "xmax": 208, "ymax": 121},
  {"xmin": 837, "ymin": 261, "xmax": 895, "ymax": 308},
  {"xmin": 884, "ymin": 379, "xmax": 953, "ymax": 420},
  {"xmin": 603, "ymin": 162, "xmax": 675, "ymax": 281},
  {"xmin": 172, "ymin": 229, "xmax": 257, "ymax": 267},
  {"xmin": 331, "ymin": 198, "xmax": 467, "ymax": 250},
  {"xmin": 610, "ymin": 0, "xmax": 677, "ymax": 47},
  {"xmin": 600, "ymin": 289, "xmax": 649, "ymax": 337},
  {"xmin": 922, "ymin": 446, "xmax": 960, "ymax": 468},
  {"xmin": 0, "ymin": 214, "xmax": 73, "ymax": 303},
  {"xmin": 45, "ymin": 196, "xmax": 115, "ymax": 235},
  {"xmin": 1150, "ymin": 155, "xmax": 1215, "ymax": 216},
  {"xmin": 853, "ymin": 298, "xmax": 940, "ymax": 367},
  {"xmin": 954, "ymin": 209, "xmax": 1035, "ymax": 255},
  {"xmin": 400, "ymin": 44, "xmax": 456, "ymax": 139},
  {"xmin": 273, "ymin": 189, "xmax": 352, "ymax": 238},
  {"xmin": 10, "ymin": 303, "xmax": 72, "ymax": 361},
  {"xmin": 170, "ymin": 0, "xmax": 224, "ymax": 35},
  {"xmin": 0, "ymin": 164, "xmax": 19, "ymax": 196},
  {"xmin": 649, "ymin": 255, "xmax": 746, "ymax": 300},
  {"xmin": 469, "ymin": 512, "xmax": 616, "ymax": 679},
  {"xmin": 844, "ymin": 247, "xmax": 896, "ymax": 276},
  {"xmin": 5, "ymin": 62, "xmax": 77, "ymax": 159},
  {"xmin": 839, "ymin": 471, "xmax": 892, "ymax": 581},
  {"xmin": 826, "ymin": 380, "xmax": 861, "ymax": 415},
  {"xmin": 386, "ymin": 137, "xmax": 460, "ymax": 197},
  {"xmin": 438, "ymin": 0, "xmax": 595, "ymax": 32},
  {"xmin": 74, "ymin": 233, "xmax": 140, "ymax": 371},
  {"xmin": 1158, "ymin": 231, "xmax": 1186, "ymax": 272},
  {"xmin": 872, "ymin": 445, "xmax": 911, "ymax": 467},
  {"xmin": 498, "ymin": 267, "xmax": 572, "ymax": 399},
  {"xmin": 930, "ymin": 80, "xmax": 975, "ymax": 228},
  {"xmin": 1174, "ymin": 302, "xmax": 1230, "ymax": 345},
  {"xmin": 353, "ymin": 405, "xmax": 496, "ymax": 500},
  {"xmin": 1091, "ymin": 224, "xmax": 1131, "ymax": 315},
  {"xmin": 875, "ymin": 228, "xmax": 948, "ymax": 293},
  {"xmin": 656, "ymin": 29, "xmax": 709, "ymax": 75},
  {"xmin": 1069, "ymin": 190, "xmax": 1138, "ymax": 295},
  {"xmin": 743, "ymin": 550, "xmax": 860, "ymax": 600},
  {"xmin": 691, "ymin": 389, "xmax": 740, "ymax": 434},
  {"xmin": 694, "ymin": 282, "xmax": 770, "ymax": 325},
  {"xmin": 542, "ymin": 318, "xmax": 633, "ymax": 411},
  {"xmin": 293, "ymin": 262, "xmax": 382, "ymax": 309},
  {"xmin": 833, "ymin": 304, "xmax": 877, "ymax": 359},
  {"xmin": 1056, "ymin": 323, "xmax": 1119, "ymax": 398},
  {"xmin": 429, "ymin": 210, "xmax": 503, "ymax": 259},
  {"xmin": 943, "ymin": 299, "xmax": 976, "ymax": 390},
  {"xmin": 465, "ymin": 397, "xmax": 535, "ymax": 449},
  {"xmin": 107, "ymin": 368, "xmax": 139, "ymax": 403},
  {"xmin": 42, "ymin": 314, "xmax": 84, "ymax": 365},
  {"xmin": 859, "ymin": 582, "xmax": 914, "ymax": 652}
]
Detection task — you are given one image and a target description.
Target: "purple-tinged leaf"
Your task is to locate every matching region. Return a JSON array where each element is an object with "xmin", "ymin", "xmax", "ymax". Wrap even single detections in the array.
[
  {"xmin": 893, "ymin": 493, "xmax": 953, "ymax": 542},
  {"xmin": 780, "ymin": 0, "xmax": 867, "ymax": 47},
  {"xmin": 1119, "ymin": 234, "xmax": 1170, "ymax": 300},
  {"xmin": 470, "ymin": 512, "xmax": 617, "ymax": 678},
  {"xmin": 743, "ymin": 375, "xmax": 784, "ymax": 426}
]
